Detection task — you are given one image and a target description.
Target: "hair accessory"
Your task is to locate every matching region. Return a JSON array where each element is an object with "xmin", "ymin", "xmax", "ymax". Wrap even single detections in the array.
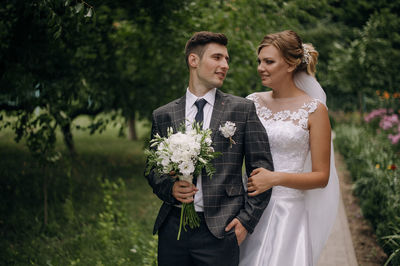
[{"xmin": 302, "ymin": 44, "xmax": 311, "ymax": 65}]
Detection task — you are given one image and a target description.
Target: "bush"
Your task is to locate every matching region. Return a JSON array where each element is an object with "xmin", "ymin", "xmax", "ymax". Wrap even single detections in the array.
[
  {"xmin": 0, "ymin": 131, "xmax": 158, "ymax": 265},
  {"xmin": 335, "ymin": 122, "xmax": 400, "ymax": 265}
]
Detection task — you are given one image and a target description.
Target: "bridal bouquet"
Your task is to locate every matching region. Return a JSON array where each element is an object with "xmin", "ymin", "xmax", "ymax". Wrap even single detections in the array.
[{"xmin": 145, "ymin": 122, "xmax": 221, "ymax": 240}]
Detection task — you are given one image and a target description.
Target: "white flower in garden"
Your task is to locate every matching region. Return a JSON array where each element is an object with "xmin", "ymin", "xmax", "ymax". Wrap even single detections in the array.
[{"xmin": 130, "ymin": 248, "xmax": 137, "ymax": 253}]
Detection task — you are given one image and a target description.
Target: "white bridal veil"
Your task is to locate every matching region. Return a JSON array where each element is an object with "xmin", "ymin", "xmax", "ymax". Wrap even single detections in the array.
[{"xmin": 294, "ymin": 71, "xmax": 340, "ymax": 264}]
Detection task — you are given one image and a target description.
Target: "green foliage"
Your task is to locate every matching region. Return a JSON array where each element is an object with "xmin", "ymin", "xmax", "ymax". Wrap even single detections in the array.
[
  {"xmin": 0, "ymin": 0, "xmax": 118, "ymax": 156},
  {"xmin": 109, "ymin": 2, "xmax": 190, "ymax": 121},
  {"xmin": 0, "ymin": 124, "xmax": 159, "ymax": 265},
  {"xmin": 335, "ymin": 121, "xmax": 400, "ymax": 264},
  {"xmin": 326, "ymin": 8, "xmax": 400, "ymax": 111},
  {"xmin": 175, "ymin": 0, "xmax": 339, "ymax": 98},
  {"xmin": 3, "ymin": 0, "xmax": 399, "ymax": 155},
  {"xmin": 330, "ymin": 0, "xmax": 400, "ymax": 28}
]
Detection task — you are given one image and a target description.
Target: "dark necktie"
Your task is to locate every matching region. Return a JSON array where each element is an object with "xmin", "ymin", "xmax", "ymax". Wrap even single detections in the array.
[
  {"xmin": 194, "ymin": 99, "xmax": 207, "ymax": 124},
  {"xmin": 193, "ymin": 98, "xmax": 207, "ymax": 186}
]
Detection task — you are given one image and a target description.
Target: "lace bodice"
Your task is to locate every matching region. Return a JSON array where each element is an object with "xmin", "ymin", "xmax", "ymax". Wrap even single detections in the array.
[{"xmin": 247, "ymin": 92, "xmax": 320, "ymax": 197}]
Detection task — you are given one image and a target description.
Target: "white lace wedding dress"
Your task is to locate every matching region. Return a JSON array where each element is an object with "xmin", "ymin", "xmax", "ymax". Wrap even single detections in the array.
[{"xmin": 239, "ymin": 92, "xmax": 334, "ymax": 266}]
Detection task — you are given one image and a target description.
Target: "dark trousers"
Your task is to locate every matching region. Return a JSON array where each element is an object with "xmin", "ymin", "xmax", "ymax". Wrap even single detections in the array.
[{"xmin": 158, "ymin": 207, "xmax": 239, "ymax": 266}]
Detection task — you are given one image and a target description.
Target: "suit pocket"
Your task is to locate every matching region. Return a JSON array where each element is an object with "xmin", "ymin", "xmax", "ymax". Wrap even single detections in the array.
[
  {"xmin": 225, "ymin": 228, "xmax": 239, "ymax": 247},
  {"xmin": 225, "ymin": 184, "xmax": 244, "ymax": 197}
]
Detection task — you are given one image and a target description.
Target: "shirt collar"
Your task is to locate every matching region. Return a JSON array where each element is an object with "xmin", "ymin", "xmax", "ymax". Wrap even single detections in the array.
[{"xmin": 186, "ymin": 87, "xmax": 216, "ymax": 108}]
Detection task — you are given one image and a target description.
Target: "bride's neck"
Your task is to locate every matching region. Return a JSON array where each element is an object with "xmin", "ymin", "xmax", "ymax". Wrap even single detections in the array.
[{"xmin": 271, "ymin": 79, "xmax": 303, "ymax": 99}]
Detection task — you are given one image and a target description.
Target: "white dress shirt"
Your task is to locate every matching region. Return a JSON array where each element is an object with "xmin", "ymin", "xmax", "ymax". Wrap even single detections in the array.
[{"xmin": 185, "ymin": 87, "xmax": 216, "ymax": 212}]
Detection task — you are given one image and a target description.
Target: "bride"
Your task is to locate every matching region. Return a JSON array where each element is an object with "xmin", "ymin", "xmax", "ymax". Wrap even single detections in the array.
[{"xmin": 239, "ymin": 30, "xmax": 339, "ymax": 265}]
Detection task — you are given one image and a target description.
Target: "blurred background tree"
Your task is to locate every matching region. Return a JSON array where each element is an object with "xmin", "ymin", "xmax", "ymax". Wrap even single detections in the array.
[
  {"xmin": 326, "ymin": 8, "xmax": 400, "ymax": 113},
  {"xmin": 0, "ymin": 0, "xmax": 115, "ymax": 156},
  {"xmin": 2, "ymin": 0, "xmax": 399, "ymax": 154}
]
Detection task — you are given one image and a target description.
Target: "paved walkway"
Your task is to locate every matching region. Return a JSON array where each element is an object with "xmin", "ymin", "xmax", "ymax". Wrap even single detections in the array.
[{"xmin": 318, "ymin": 189, "xmax": 358, "ymax": 265}]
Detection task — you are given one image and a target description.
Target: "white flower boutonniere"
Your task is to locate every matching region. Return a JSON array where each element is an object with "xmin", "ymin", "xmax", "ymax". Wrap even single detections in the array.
[{"xmin": 219, "ymin": 121, "xmax": 237, "ymax": 148}]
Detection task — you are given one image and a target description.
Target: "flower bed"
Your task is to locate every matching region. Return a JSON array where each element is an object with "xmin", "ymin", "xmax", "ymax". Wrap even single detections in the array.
[{"xmin": 335, "ymin": 121, "xmax": 400, "ymax": 265}]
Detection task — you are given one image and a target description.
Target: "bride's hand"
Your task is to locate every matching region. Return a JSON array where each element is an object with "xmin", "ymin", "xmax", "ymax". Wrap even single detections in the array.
[{"xmin": 247, "ymin": 168, "xmax": 276, "ymax": 196}]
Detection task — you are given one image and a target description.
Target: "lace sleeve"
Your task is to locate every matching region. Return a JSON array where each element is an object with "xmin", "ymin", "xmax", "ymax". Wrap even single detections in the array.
[
  {"xmin": 246, "ymin": 93, "xmax": 271, "ymax": 121},
  {"xmin": 246, "ymin": 93, "xmax": 258, "ymax": 102},
  {"xmin": 307, "ymin": 99, "xmax": 328, "ymax": 118},
  {"xmin": 314, "ymin": 98, "xmax": 328, "ymax": 111},
  {"xmin": 304, "ymin": 99, "xmax": 318, "ymax": 114}
]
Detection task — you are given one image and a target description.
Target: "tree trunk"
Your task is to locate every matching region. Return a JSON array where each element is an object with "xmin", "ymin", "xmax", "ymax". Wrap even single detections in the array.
[
  {"xmin": 128, "ymin": 113, "xmax": 137, "ymax": 141},
  {"xmin": 61, "ymin": 122, "xmax": 76, "ymax": 155}
]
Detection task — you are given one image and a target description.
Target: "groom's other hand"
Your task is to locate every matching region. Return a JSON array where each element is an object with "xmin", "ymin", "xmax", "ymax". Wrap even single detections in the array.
[
  {"xmin": 172, "ymin": 180, "xmax": 198, "ymax": 203},
  {"xmin": 225, "ymin": 218, "xmax": 248, "ymax": 245}
]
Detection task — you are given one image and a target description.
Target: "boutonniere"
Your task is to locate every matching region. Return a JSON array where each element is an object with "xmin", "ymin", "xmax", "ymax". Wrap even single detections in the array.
[{"xmin": 219, "ymin": 121, "xmax": 236, "ymax": 148}]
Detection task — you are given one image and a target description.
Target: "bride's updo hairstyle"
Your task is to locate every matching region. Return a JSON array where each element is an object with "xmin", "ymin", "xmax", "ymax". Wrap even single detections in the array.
[{"xmin": 257, "ymin": 30, "xmax": 318, "ymax": 76}]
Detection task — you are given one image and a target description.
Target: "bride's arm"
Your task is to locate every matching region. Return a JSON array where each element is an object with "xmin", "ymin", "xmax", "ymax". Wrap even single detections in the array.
[{"xmin": 247, "ymin": 103, "xmax": 331, "ymax": 196}]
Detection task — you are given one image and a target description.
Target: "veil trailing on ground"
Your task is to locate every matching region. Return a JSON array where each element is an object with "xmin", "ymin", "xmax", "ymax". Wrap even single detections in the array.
[{"xmin": 294, "ymin": 71, "xmax": 340, "ymax": 264}]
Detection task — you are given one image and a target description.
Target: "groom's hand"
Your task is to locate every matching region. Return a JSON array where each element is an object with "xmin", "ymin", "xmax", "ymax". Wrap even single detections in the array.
[
  {"xmin": 172, "ymin": 180, "xmax": 198, "ymax": 203},
  {"xmin": 225, "ymin": 218, "xmax": 248, "ymax": 245}
]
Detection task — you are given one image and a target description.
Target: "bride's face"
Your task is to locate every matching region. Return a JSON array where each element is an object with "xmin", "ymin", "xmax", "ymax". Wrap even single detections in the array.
[{"xmin": 257, "ymin": 45, "xmax": 292, "ymax": 88}]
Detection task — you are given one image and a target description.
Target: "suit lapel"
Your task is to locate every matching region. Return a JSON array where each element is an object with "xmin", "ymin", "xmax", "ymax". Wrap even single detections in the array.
[
  {"xmin": 172, "ymin": 95, "xmax": 186, "ymax": 132},
  {"xmin": 209, "ymin": 89, "xmax": 227, "ymax": 142}
]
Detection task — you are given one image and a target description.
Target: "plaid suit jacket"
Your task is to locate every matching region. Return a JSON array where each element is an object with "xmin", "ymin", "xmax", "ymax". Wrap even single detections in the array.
[{"xmin": 145, "ymin": 89, "xmax": 274, "ymax": 239}]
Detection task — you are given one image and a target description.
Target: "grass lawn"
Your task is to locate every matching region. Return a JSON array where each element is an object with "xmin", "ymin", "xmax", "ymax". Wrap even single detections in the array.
[{"xmin": 0, "ymin": 116, "xmax": 161, "ymax": 265}]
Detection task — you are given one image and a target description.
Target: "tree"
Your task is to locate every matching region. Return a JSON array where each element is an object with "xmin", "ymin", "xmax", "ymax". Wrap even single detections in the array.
[
  {"xmin": 0, "ymin": 0, "xmax": 111, "ymax": 224},
  {"xmin": 0, "ymin": 0, "xmax": 118, "ymax": 154},
  {"xmin": 109, "ymin": 1, "xmax": 191, "ymax": 139},
  {"xmin": 326, "ymin": 9, "xmax": 400, "ymax": 112}
]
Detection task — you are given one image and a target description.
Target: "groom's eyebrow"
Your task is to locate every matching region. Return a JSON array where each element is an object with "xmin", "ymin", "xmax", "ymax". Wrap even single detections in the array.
[{"xmin": 212, "ymin": 53, "xmax": 230, "ymax": 62}]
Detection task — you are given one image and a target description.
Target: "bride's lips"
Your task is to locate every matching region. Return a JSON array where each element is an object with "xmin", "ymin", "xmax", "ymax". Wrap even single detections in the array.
[{"xmin": 260, "ymin": 74, "xmax": 270, "ymax": 79}]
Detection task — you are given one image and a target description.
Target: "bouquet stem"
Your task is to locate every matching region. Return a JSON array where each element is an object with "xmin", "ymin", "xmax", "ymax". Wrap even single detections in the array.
[{"xmin": 177, "ymin": 202, "xmax": 200, "ymax": 240}]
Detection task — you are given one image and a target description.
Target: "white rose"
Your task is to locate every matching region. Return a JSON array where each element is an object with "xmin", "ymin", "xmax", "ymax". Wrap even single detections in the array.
[
  {"xmin": 171, "ymin": 150, "xmax": 183, "ymax": 163},
  {"xmin": 179, "ymin": 161, "xmax": 195, "ymax": 177},
  {"xmin": 219, "ymin": 121, "xmax": 236, "ymax": 138},
  {"xmin": 188, "ymin": 141, "xmax": 201, "ymax": 155}
]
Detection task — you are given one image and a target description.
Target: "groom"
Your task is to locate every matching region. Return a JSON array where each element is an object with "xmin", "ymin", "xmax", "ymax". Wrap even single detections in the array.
[{"xmin": 145, "ymin": 31, "xmax": 274, "ymax": 266}]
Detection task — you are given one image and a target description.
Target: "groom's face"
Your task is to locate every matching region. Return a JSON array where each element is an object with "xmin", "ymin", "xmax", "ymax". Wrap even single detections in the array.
[{"xmin": 194, "ymin": 43, "xmax": 230, "ymax": 89}]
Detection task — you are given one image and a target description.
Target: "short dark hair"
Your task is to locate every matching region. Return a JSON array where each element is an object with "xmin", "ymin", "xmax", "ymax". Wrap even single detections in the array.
[{"xmin": 185, "ymin": 31, "xmax": 228, "ymax": 68}]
